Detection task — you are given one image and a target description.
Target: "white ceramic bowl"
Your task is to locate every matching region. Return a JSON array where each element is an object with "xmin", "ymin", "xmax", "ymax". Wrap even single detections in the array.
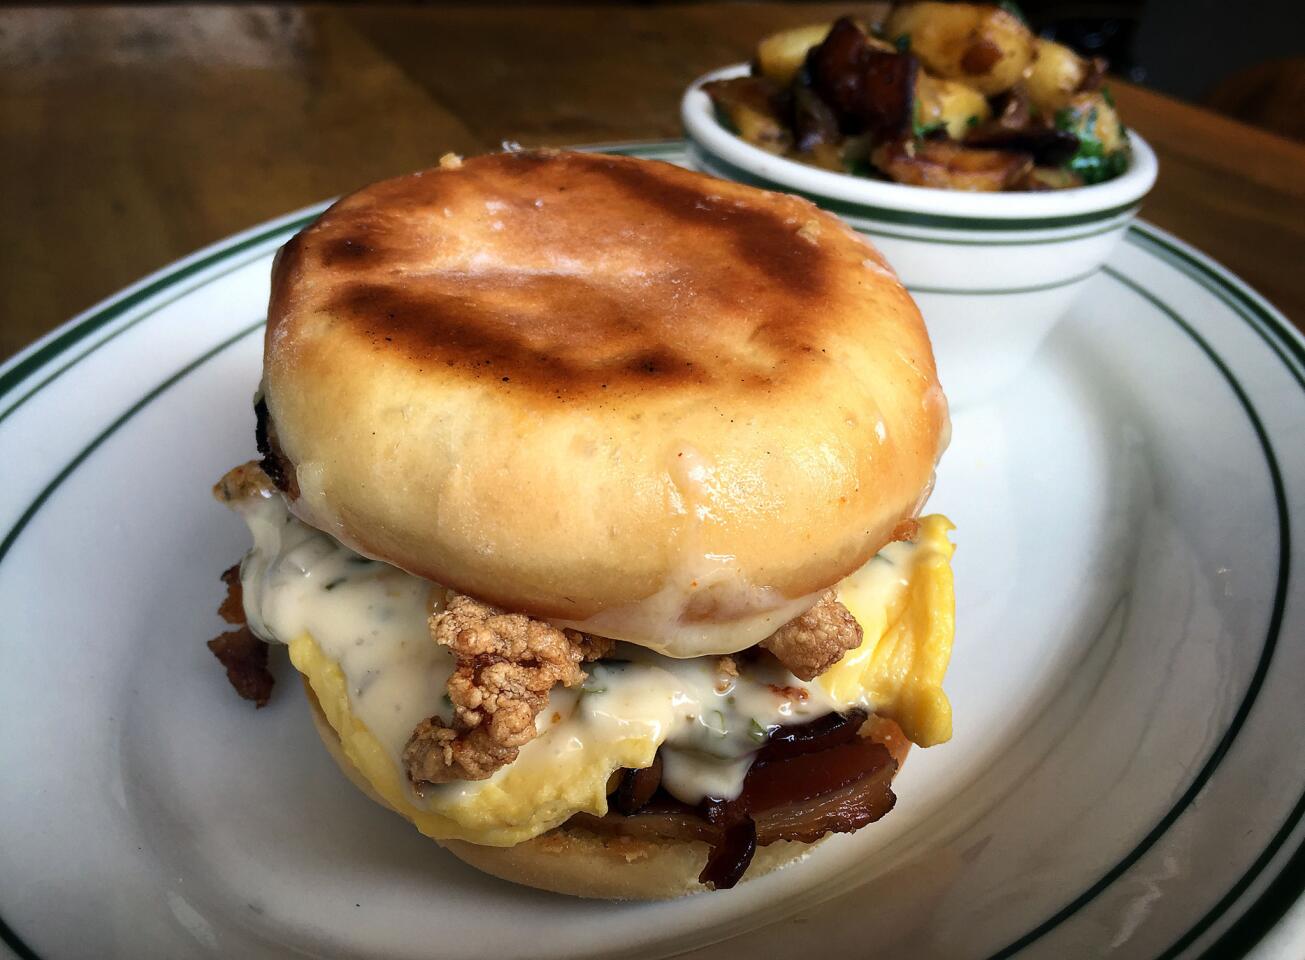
[{"xmin": 682, "ymin": 64, "xmax": 1159, "ymax": 406}]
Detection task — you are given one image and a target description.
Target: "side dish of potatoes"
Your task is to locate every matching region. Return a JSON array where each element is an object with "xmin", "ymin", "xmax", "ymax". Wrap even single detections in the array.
[{"xmin": 704, "ymin": 2, "xmax": 1130, "ymax": 192}]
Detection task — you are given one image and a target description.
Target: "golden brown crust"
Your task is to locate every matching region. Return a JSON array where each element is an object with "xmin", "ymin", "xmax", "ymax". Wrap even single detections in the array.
[
  {"xmin": 762, "ymin": 589, "xmax": 863, "ymax": 681},
  {"xmin": 265, "ymin": 150, "xmax": 947, "ymax": 654},
  {"xmin": 403, "ymin": 594, "xmax": 613, "ymax": 785}
]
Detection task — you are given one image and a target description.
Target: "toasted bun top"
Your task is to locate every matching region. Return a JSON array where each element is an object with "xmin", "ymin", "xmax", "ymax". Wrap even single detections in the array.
[{"xmin": 263, "ymin": 150, "xmax": 947, "ymax": 656}]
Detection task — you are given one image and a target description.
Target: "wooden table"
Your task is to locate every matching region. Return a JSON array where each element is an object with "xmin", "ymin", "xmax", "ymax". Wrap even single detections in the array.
[{"xmin": 3, "ymin": 3, "xmax": 1303, "ymax": 361}]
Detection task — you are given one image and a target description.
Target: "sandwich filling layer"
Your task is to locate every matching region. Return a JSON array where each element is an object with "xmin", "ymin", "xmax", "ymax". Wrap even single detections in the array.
[{"xmin": 225, "ymin": 482, "xmax": 955, "ymax": 847}]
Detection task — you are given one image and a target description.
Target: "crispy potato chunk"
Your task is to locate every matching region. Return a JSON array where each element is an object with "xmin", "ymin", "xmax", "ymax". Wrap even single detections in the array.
[
  {"xmin": 873, "ymin": 138, "xmax": 1033, "ymax": 191},
  {"xmin": 1017, "ymin": 166, "xmax": 1085, "ymax": 191},
  {"xmin": 915, "ymin": 72, "xmax": 991, "ymax": 139},
  {"xmin": 1025, "ymin": 38, "xmax": 1089, "ymax": 115},
  {"xmin": 885, "ymin": 2, "xmax": 1033, "ymax": 95},
  {"xmin": 702, "ymin": 76, "xmax": 792, "ymax": 154},
  {"xmin": 755, "ymin": 22, "xmax": 834, "ymax": 86}
]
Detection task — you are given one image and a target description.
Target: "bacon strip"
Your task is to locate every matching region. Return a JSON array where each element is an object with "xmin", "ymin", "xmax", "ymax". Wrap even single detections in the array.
[
  {"xmin": 577, "ymin": 711, "xmax": 897, "ymax": 890},
  {"xmin": 206, "ymin": 562, "xmax": 275, "ymax": 707}
]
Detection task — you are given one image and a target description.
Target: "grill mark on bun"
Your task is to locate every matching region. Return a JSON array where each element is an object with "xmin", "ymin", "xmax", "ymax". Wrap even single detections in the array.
[
  {"xmin": 274, "ymin": 151, "xmax": 848, "ymax": 399},
  {"xmin": 577, "ymin": 156, "xmax": 829, "ymax": 300},
  {"xmin": 257, "ymin": 150, "xmax": 948, "ymax": 628},
  {"xmin": 328, "ymin": 281, "xmax": 709, "ymax": 392}
]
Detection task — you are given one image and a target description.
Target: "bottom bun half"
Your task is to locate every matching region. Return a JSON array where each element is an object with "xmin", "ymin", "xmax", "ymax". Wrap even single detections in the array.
[{"xmin": 303, "ymin": 678, "xmax": 909, "ymax": 900}]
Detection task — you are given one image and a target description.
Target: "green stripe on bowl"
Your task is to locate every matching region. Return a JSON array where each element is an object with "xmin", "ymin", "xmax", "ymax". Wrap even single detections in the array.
[{"xmin": 907, "ymin": 267, "xmax": 1101, "ymax": 296}]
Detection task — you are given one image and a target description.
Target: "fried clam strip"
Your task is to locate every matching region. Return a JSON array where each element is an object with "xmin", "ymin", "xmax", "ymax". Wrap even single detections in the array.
[
  {"xmin": 761, "ymin": 589, "xmax": 863, "ymax": 682},
  {"xmin": 762, "ymin": 518, "xmax": 921, "ymax": 681},
  {"xmin": 404, "ymin": 595, "xmax": 615, "ymax": 787}
]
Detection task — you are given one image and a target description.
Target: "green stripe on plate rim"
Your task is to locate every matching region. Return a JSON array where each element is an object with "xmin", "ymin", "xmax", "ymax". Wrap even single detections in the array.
[
  {"xmin": 686, "ymin": 137, "xmax": 1143, "ymax": 233},
  {"xmin": 1, "ymin": 140, "xmax": 1302, "ymax": 960},
  {"xmin": 0, "ymin": 253, "xmax": 1295, "ymax": 960},
  {"xmin": 0, "ymin": 209, "xmax": 323, "ymax": 427},
  {"xmin": 980, "ymin": 266, "xmax": 1295, "ymax": 960}
]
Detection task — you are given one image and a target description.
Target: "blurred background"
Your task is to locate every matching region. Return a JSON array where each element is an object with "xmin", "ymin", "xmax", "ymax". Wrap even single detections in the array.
[{"xmin": 1, "ymin": 1, "xmax": 1302, "ymax": 358}]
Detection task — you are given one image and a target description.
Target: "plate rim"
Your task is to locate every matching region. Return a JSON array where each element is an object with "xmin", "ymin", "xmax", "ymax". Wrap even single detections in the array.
[{"xmin": 2, "ymin": 140, "xmax": 1302, "ymax": 960}]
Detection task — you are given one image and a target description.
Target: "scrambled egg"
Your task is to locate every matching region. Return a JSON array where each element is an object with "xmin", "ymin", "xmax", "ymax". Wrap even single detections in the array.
[
  {"xmin": 293, "ymin": 633, "xmax": 658, "ymax": 846},
  {"xmin": 286, "ymin": 516, "xmax": 956, "ymax": 846},
  {"xmin": 823, "ymin": 514, "xmax": 957, "ymax": 747}
]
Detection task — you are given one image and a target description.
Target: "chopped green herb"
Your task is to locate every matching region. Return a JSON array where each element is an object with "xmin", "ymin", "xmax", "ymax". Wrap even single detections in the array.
[
  {"xmin": 347, "ymin": 556, "xmax": 375, "ymax": 566},
  {"xmin": 580, "ymin": 682, "xmax": 607, "ymax": 696},
  {"xmin": 1101, "ymin": 85, "xmax": 1116, "ymax": 108},
  {"xmin": 705, "ymin": 710, "xmax": 728, "ymax": 737},
  {"xmin": 966, "ymin": 114, "xmax": 980, "ymax": 129},
  {"xmin": 323, "ymin": 577, "xmax": 347, "ymax": 591},
  {"xmin": 998, "ymin": 0, "xmax": 1027, "ymax": 24},
  {"xmin": 1056, "ymin": 103, "xmax": 1129, "ymax": 184},
  {"xmin": 913, "ymin": 118, "xmax": 946, "ymax": 139},
  {"xmin": 845, "ymin": 157, "xmax": 875, "ymax": 178},
  {"xmin": 441, "ymin": 693, "xmax": 453, "ymax": 707},
  {"xmin": 748, "ymin": 719, "xmax": 769, "ymax": 743},
  {"xmin": 894, "ymin": 34, "xmax": 911, "ymax": 52}
]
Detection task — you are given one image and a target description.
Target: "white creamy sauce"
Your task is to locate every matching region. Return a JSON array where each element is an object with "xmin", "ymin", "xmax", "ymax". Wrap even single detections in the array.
[
  {"xmin": 235, "ymin": 492, "xmax": 454, "ymax": 770},
  {"xmin": 233, "ymin": 492, "xmax": 909, "ymax": 806}
]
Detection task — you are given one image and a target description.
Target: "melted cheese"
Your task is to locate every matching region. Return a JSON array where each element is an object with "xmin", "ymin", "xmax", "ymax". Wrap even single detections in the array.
[{"xmin": 230, "ymin": 491, "xmax": 955, "ymax": 847}]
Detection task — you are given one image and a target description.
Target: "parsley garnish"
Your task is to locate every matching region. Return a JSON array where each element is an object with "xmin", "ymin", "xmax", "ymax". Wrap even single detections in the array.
[
  {"xmin": 1056, "ymin": 105, "xmax": 1129, "ymax": 184},
  {"xmin": 913, "ymin": 118, "xmax": 946, "ymax": 139}
]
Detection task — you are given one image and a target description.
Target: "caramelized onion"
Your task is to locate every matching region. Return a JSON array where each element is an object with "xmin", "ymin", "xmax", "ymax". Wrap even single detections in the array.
[
  {"xmin": 757, "ymin": 709, "xmax": 866, "ymax": 762},
  {"xmin": 808, "ymin": 17, "xmax": 916, "ymax": 140},
  {"xmin": 699, "ymin": 819, "xmax": 757, "ymax": 890},
  {"xmin": 614, "ymin": 754, "xmax": 663, "ymax": 815}
]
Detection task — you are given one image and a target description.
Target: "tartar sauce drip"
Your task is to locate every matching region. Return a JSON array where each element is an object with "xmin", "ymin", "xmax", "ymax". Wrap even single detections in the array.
[{"xmin": 233, "ymin": 493, "xmax": 901, "ymax": 806}]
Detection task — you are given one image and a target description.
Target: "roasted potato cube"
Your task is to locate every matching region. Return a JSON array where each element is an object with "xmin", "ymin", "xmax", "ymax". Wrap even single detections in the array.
[
  {"xmin": 1025, "ymin": 39, "xmax": 1089, "ymax": 114},
  {"xmin": 885, "ymin": 2, "xmax": 1033, "ymax": 95},
  {"xmin": 1017, "ymin": 166, "xmax": 1085, "ymax": 190},
  {"xmin": 703, "ymin": 77, "xmax": 793, "ymax": 154},
  {"xmin": 755, "ymin": 23, "xmax": 834, "ymax": 86},
  {"xmin": 915, "ymin": 72, "xmax": 991, "ymax": 139},
  {"xmin": 793, "ymin": 141, "xmax": 847, "ymax": 172},
  {"xmin": 872, "ymin": 138, "xmax": 1032, "ymax": 191}
]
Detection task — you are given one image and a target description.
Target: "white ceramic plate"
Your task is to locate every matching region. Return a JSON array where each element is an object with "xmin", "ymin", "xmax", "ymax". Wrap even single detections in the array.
[{"xmin": 2, "ymin": 141, "xmax": 1303, "ymax": 960}]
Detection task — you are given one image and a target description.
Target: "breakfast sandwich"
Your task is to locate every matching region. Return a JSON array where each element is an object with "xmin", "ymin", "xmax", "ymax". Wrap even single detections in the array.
[{"xmin": 206, "ymin": 149, "xmax": 955, "ymax": 897}]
